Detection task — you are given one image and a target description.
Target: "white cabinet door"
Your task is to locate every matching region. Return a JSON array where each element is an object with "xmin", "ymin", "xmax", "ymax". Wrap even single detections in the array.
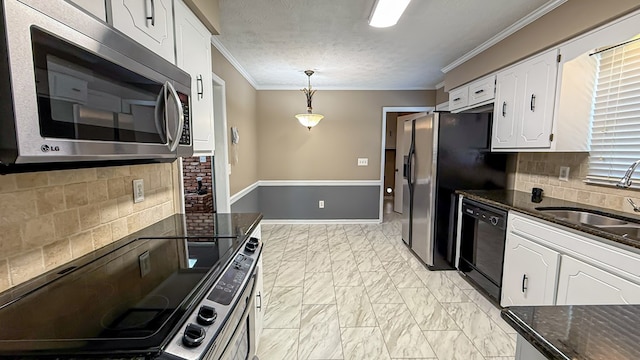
[
  {"xmin": 492, "ymin": 68, "xmax": 519, "ymax": 148},
  {"xmin": 468, "ymin": 75, "xmax": 495, "ymax": 105},
  {"xmin": 501, "ymin": 232, "xmax": 560, "ymax": 306},
  {"xmin": 174, "ymin": 0, "xmax": 214, "ymax": 155},
  {"xmin": 556, "ymin": 255, "xmax": 640, "ymax": 305},
  {"xmin": 67, "ymin": 0, "xmax": 107, "ymax": 21},
  {"xmin": 110, "ymin": 0, "xmax": 175, "ymax": 63},
  {"xmin": 492, "ymin": 49, "xmax": 558, "ymax": 151},
  {"xmin": 517, "ymin": 50, "xmax": 557, "ymax": 148}
]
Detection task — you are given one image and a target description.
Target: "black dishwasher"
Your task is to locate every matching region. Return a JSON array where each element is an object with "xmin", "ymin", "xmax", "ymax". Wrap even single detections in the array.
[{"xmin": 458, "ymin": 198, "xmax": 507, "ymax": 303}]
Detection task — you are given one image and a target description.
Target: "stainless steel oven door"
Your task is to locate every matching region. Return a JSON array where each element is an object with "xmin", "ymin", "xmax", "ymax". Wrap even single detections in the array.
[
  {"xmin": 205, "ymin": 274, "xmax": 257, "ymax": 360},
  {"xmin": 1, "ymin": 0, "xmax": 192, "ymax": 164}
]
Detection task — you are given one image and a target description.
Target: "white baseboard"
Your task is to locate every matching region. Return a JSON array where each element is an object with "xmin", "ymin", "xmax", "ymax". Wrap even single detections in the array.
[{"xmin": 261, "ymin": 219, "xmax": 382, "ymax": 225}]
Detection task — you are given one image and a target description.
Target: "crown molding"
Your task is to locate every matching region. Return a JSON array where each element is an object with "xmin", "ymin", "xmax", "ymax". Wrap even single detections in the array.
[
  {"xmin": 435, "ymin": 81, "xmax": 445, "ymax": 89},
  {"xmin": 210, "ymin": 36, "xmax": 259, "ymax": 89},
  {"xmin": 441, "ymin": 0, "xmax": 567, "ymax": 73}
]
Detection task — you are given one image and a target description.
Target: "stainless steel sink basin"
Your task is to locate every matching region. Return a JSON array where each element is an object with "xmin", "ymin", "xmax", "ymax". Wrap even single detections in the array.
[
  {"xmin": 536, "ymin": 207, "xmax": 640, "ymax": 240},
  {"xmin": 537, "ymin": 209, "xmax": 629, "ymax": 226},
  {"xmin": 596, "ymin": 226, "xmax": 640, "ymax": 240}
]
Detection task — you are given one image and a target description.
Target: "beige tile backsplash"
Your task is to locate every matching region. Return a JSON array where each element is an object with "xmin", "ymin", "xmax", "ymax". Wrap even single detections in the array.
[
  {"xmin": 514, "ymin": 152, "xmax": 639, "ymax": 214},
  {"xmin": 0, "ymin": 162, "xmax": 179, "ymax": 293}
]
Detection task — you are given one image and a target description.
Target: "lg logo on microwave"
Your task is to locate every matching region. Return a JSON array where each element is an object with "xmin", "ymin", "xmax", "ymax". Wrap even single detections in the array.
[{"xmin": 40, "ymin": 145, "xmax": 60, "ymax": 152}]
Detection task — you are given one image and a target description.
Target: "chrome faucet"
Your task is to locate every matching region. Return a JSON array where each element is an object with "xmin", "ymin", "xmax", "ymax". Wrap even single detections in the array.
[{"xmin": 616, "ymin": 159, "xmax": 640, "ymax": 188}]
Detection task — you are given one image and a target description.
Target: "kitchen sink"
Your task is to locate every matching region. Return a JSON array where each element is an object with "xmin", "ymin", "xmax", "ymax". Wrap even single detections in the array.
[
  {"xmin": 536, "ymin": 209, "xmax": 629, "ymax": 226},
  {"xmin": 536, "ymin": 207, "xmax": 640, "ymax": 240},
  {"xmin": 597, "ymin": 226, "xmax": 640, "ymax": 239}
]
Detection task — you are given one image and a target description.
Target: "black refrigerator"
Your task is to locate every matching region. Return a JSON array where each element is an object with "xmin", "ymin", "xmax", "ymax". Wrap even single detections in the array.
[{"xmin": 401, "ymin": 111, "xmax": 507, "ymax": 270}]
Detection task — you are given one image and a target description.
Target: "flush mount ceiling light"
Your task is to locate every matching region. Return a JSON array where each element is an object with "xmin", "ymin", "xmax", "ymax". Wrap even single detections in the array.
[
  {"xmin": 368, "ymin": 0, "xmax": 411, "ymax": 28},
  {"xmin": 295, "ymin": 70, "xmax": 324, "ymax": 130}
]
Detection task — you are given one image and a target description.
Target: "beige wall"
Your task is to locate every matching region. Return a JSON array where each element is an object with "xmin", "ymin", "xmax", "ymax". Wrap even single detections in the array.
[
  {"xmin": 256, "ymin": 90, "xmax": 432, "ymax": 180},
  {"xmin": 445, "ymin": 0, "xmax": 640, "ymax": 90},
  {"xmin": 211, "ymin": 46, "xmax": 259, "ymax": 195},
  {"xmin": 435, "ymin": 87, "xmax": 447, "ymax": 105},
  {"xmin": 514, "ymin": 153, "xmax": 640, "ymax": 214},
  {"xmin": 0, "ymin": 162, "xmax": 179, "ymax": 292}
]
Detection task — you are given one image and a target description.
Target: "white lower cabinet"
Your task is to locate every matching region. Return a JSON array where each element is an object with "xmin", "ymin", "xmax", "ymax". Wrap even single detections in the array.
[
  {"xmin": 502, "ymin": 233, "xmax": 560, "ymax": 306},
  {"xmin": 502, "ymin": 212, "xmax": 640, "ymax": 306},
  {"xmin": 515, "ymin": 335, "xmax": 547, "ymax": 360},
  {"xmin": 556, "ymin": 255, "xmax": 640, "ymax": 305},
  {"xmin": 253, "ymin": 256, "xmax": 264, "ymax": 348},
  {"xmin": 249, "ymin": 224, "xmax": 263, "ymax": 348}
]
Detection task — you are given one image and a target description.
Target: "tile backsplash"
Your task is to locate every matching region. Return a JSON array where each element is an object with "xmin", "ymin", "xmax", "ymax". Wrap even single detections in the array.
[
  {"xmin": 0, "ymin": 162, "xmax": 179, "ymax": 292},
  {"xmin": 514, "ymin": 152, "xmax": 640, "ymax": 213}
]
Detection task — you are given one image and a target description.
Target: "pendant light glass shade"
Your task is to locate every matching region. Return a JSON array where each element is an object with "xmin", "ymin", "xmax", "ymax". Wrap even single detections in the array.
[
  {"xmin": 296, "ymin": 112, "xmax": 325, "ymax": 129},
  {"xmin": 296, "ymin": 70, "xmax": 324, "ymax": 130}
]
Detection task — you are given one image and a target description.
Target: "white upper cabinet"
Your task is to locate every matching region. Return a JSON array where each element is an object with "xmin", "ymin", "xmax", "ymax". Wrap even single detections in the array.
[
  {"xmin": 110, "ymin": 0, "xmax": 176, "ymax": 63},
  {"xmin": 492, "ymin": 49, "xmax": 558, "ymax": 150},
  {"xmin": 174, "ymin": 0, "xmax": 214, "ymax": 155},
  {"xmin": 449, "ymin": 75, "xmax": 495, "ymax": 113},
  {"xmin": 67, "ymin": 0, "xmax": 107, "ymax": 21}
]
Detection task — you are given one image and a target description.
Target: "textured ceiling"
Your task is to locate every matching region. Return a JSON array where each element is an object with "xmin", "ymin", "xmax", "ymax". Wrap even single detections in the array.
[{"xmin": 215, "ymin": 0, "xmax": 552, "ymax": 90}]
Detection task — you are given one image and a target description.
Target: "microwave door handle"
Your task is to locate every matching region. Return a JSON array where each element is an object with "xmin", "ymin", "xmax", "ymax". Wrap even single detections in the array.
[
  {"xmin": 166, "ymin": 81, "xmax": 184, "ymax": 152},
  {"xmin": 154, "ymin": 83, "xmax": 167, "ymax": 144}
]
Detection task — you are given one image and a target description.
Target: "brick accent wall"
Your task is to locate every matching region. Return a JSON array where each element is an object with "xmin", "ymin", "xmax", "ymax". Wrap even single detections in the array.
[{"xmin": 181, "ymin": 157, "xmax": 215, "ymax": 233}]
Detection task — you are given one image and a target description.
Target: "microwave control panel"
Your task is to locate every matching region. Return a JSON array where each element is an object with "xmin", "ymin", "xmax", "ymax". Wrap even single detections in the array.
[{"xmin": 179, "ymin": 94, "xmax": 191, "ymax": 145}]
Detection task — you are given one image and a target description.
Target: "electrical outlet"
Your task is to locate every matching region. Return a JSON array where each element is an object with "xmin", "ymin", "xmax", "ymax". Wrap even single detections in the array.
[
  {"xmin": 139, "ymin": 251, "xmax": 151, "ymax": 277},
  {"xmin": 319, "ymin": 200, "xmax": 325, "ymax": 209},
  {"xmin": 559, "ymin": 166, "xmax": 570, "ymax": 181},
  {"xmin": 133, "ymin": 179, "xmax": 144, "ymax": 203},
  {"xmin": 357, "ymin": 158, "xmax": 368, "ymax": 166}
]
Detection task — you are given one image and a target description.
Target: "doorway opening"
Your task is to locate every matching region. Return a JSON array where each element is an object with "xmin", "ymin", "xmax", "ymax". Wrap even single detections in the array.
[{"xmin": 379, "ymin": 107, "xmax": 432, "ymax": 221}]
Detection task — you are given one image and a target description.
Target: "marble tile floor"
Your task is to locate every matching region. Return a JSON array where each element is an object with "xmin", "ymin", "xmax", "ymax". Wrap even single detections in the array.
[{"xmin": 257, "ymin": 209, "xmax": 516, "ymax": 360}]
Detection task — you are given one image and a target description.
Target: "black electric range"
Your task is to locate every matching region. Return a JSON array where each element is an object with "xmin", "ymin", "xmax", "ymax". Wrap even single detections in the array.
[{"xmin": 0, "ymin": 213, "xmax": 262, "ymax": 359}]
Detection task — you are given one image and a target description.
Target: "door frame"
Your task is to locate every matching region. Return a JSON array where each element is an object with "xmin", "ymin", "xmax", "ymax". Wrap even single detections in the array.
[
  {"xmin": 379, "ymin": 107, "xmax": 433, "ymax": 222},
  {"xmin": 212, "ymin": 72, "xmax": 231, "ymax": 212}
]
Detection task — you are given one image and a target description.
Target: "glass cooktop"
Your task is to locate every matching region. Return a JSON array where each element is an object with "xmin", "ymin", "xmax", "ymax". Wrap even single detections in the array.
[{"xmin": 0, "ymin": 235, "xmax": 243, "ymax": 357}]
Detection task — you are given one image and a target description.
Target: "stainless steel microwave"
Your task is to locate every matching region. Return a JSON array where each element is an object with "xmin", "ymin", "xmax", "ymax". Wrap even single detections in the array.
[{"xmin": 0, "ymin": 0, "xmax": 193, "ymax": 167}]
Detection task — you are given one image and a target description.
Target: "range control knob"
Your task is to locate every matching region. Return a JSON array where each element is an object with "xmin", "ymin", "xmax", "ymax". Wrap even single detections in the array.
[
  {"xmin": 245, "ymin": 242, "xmax": 257, "ymax": 253},
  {"xmin": 182, "ymin": 324, "xmax": 206, "ymax": 348},
  {"xmin": 248, "ymin": 237, "xmax": 259, "ymax": 245},
  {"xmin": 490, "ymin": 216, "xmax": 499, "ymax": 226},
  {"xmin": 197, "ymin": 305, "xmax": 217, "ymax": 326}
]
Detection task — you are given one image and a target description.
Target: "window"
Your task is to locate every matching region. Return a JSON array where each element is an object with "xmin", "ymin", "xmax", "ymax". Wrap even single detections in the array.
[{"xmin": 587, "ymin": 36, "xmax": 640, "ymax": 186}]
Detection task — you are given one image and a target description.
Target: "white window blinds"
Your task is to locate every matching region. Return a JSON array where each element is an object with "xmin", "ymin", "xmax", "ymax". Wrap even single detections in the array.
[{"xmin": 587, "ymin": 38, "xmax": 640, "ymax": 186}]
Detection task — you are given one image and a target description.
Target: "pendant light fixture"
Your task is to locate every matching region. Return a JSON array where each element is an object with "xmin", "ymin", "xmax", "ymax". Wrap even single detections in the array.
[{"xmin": 295, "ymin": 70, "xmax": 324, "ymax": 130}]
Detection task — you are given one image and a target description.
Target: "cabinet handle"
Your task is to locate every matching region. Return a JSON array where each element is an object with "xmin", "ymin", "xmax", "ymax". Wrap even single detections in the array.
[
  {"xmin": 146, "ymin": 0, "xmax": 155, "ymax": 26},
  {"xmin": 502, "ymin": 102, "xmax": 507, "ymax": 117},
  {"xmin": 453, "ymin": 97, "xmax": 461, "ymax": 102},
  {"xmin": 521, "ymin": 274, "xmax": 528, "ymax": 293},
  {"xmin": 474, "ymin": 89, "xmax": 484, "ymax": 94},
  {"xmin": 197, "ymin": 75, "xmax": 203, "ymax": 99},
  {"xmin": 530, "ymin": 94, "xmax": 536, "ymax": 112},
  {"xmin": 256, "ymin": 291, "xmax": 262, "ymax": 310}
]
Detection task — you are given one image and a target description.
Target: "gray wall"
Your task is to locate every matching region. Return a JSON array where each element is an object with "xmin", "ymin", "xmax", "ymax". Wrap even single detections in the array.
[
  {"xmin": 230, "ymin": 187, "xmax": 260, "ymax": 213},
  {"xmin": 230, "ymin": 185, "xmax": 381, "ymax": 220}
]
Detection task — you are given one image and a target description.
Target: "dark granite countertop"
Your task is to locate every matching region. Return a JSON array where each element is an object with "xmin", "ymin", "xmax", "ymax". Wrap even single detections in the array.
[
  {"xmin": 502, "ymin": 305, "xmax": 640, "ymax": 360},
  {"xmin": 457, "ymin": 189, "xmax": 640, "ymax": 250}
]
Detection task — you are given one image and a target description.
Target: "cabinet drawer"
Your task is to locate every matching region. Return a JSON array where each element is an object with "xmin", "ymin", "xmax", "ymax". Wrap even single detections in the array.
[
  {"xmin": 449, "ymin": 87, "xmax": 469, "ymax": 111},
  {"xmin": 468, "ymin": 75, "xmax": 495, "ymax": 105}
]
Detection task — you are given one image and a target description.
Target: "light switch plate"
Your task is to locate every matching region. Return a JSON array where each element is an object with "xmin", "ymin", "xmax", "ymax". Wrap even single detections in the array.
[
  {"xmin": 559, "ymin": 166, "xmax": 570, "ymax": 181},
  {"xmin": 133, "ymin": 179, "xmax": 144, "ymax": 203},
  {"xmin": 357, "ymin": 158, "xmax": 368, "ymax": 166}
]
